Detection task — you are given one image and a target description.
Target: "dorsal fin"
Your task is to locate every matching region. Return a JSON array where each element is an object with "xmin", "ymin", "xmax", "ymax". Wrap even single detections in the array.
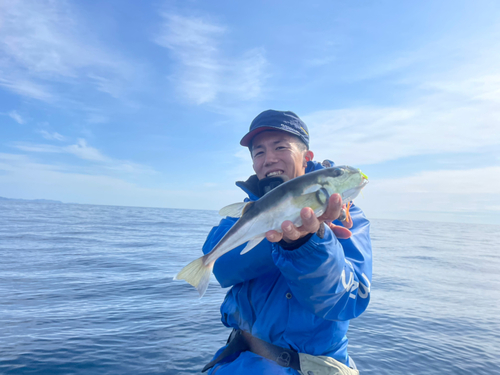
[{"xmin": 219, "ymin": 201, "xmax": 254, "ymax": 218}]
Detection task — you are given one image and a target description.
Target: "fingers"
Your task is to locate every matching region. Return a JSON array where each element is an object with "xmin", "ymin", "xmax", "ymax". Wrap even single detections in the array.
[
  {"xmin": 326, "ymin": 222, "xmax": 352, "ymax": 239},
  {"xmin": 281, "ymin": 220, "xmax": 303, "ymax": 242},
  {"xmin": 266, "ymin": 195, "xmax": 352, "ymax": 244},
  {"xmin": 268, "ymin": 222, "xmax": 352, "ymax": 243},
  {"xmin": 281, "ymin": 208, "xmax": 319, "ymax": 242},
  {"xmin": 318, "ymin": 194, "xmax": 342, "ymax": 222},
  {"xmin": 266, "ymin": 207, "xmax": 320, "ymax": 243},
  {"xmin": 265, "ymin": 230, "xmax": 282, "ymax": 243},
  {"xmin": 340, "ymin": 216, "xmax": 353, "ymax": 229},
  {"xmin": 299, "ymin": 207, "xmax": 320, "ymax": 234}
]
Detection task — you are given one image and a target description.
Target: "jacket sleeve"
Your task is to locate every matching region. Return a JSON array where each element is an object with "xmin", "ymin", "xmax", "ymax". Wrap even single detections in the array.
[
  {"xmin": 272, "ymin": 204, "xmax": 372, "ymax": 321},
  {"xmin": 202, "ymin": 217, "xmax": 277, "ymax": 288}
]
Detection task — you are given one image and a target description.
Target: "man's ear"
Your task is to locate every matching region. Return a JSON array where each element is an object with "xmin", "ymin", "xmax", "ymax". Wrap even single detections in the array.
[{"xmin": 304, "ymin": 150, "xmax": 314, "ymax": 164}]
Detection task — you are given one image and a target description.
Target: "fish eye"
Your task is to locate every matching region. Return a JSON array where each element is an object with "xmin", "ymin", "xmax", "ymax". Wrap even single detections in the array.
[{"xmin": 330, "ymin": 167, "xmax": 344, "ymax": 177}]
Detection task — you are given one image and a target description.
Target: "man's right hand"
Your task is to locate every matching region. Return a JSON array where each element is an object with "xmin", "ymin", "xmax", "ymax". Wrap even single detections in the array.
[{"xmin": 265, "ymin": 194, "xmax": 352, "ymax": 243}]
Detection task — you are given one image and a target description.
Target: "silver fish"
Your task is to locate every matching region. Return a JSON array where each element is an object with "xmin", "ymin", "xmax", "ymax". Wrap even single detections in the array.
[{"xmin": 174, "ymin": 165, "xmax": 368, "ymax": 297}]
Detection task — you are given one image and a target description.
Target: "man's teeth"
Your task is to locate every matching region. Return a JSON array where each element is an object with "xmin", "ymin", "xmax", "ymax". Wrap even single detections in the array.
[{"xmin": 267, "ymin": 171, "xmax": 283, "ymax": 177}]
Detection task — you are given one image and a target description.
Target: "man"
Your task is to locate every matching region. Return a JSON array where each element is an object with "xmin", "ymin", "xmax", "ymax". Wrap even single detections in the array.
[{"xmin": 202, "ymin": 110, "xmax": 372, "ymax": 374}]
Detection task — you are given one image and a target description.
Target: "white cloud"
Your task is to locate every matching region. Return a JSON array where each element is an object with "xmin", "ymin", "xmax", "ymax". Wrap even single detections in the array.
[
  {"xmin": 0, "ymin": 0, "xmax": 134, "ymax": 101},
  {"xmin": 0, "ymin": 152, "xmax": 241, "ymax": 210},
  {"xmin": 302, "ymin": 23, "xmax": 500, "ymax": 167},
  {"xmin": 14, "ymin": 143, "xmax": 61, "ymax": 154},
  {"xmin": 64, "ymin": 139, "xmax": 109, "ymax": 162},
  {"xmin": 14, "ymin": 139, "xmax": 109, "ymax": 162},
  {"xmin": 154, "ymin": 13, "xmax": 267, "ymax": 105},
  {"xmin": 358, "ymin": 166, "xmax": 500, "ymax": 224},
  {"xmin": 12, "ymin": 139, "xmax": 157, "ymax": 177},
  {"xmin": 0, "ymin": 76, "xmax": 54, "ymax": 101},
  {"xmin": 8, "ymin": 110, "xmax": 25, "ymax": 124},
  {"xmin": 39, "ymin": 130, "xmax": 66, "ymax": 141},
  {"xmin": 305, "ymin": 77, "xmax": 500, "ymax": 166},
  {"xmin": 229, "ymin": 148, "xmax": 254, "ymax": 181},
  {"xmin": 87, "ymin": 73, "xmax": 123, "ymax": 99}
]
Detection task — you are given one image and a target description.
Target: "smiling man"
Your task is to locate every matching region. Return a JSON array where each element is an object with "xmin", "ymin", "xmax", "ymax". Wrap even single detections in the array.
[{"xmin": 202, "ymin": 110, "xmax": 372, "ymax": 375}]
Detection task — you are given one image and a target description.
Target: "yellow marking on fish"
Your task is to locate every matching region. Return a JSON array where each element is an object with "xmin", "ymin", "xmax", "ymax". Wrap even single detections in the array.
[{"xmin": 358, "ymin": 170, "xmax": 369, "ymax": 180}]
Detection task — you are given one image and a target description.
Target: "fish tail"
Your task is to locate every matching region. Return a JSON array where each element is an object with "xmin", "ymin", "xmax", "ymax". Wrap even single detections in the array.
[{"xmin": 174, "ymin": 254, "xmax": 215, "ymax": 298}]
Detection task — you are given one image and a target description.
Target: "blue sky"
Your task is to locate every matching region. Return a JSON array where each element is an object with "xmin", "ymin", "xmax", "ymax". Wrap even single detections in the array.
[{"xmin": 1, "ymin": 0, "xmax": 499, "ymax": 224}]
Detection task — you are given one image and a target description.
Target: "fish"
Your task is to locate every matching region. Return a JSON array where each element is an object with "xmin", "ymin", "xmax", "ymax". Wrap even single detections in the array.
[{"xmin": 174, "ymin": 165, "xmax": 368, "ymax": 297}]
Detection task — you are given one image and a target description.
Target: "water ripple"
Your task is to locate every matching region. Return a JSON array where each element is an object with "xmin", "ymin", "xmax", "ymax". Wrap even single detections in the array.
[{"xmin": 1, "ymin": 202, "xmax": 499, "ymax": 374}]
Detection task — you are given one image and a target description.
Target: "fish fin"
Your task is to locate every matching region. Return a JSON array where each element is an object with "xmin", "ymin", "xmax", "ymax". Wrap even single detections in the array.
[
  {"xmin": 219, "ymin": 201, "xmax": 252, "ymax": 218},
  {"xmin": 241, "ymin": 201, "xmax": 255, "ymax": 215},
  {"xmin": 293, "ymin": 191, "xmax": 327, "ymax": 212},
  {"xmin": 240, "ymin": 234, "xmax": 266, "ymax": 255},
  {"xmin": 303, "ymin": 184, "xmax": 322, "ymax": 195},
  {"xmin": 174, "ymin": 255, "xmax": 215, "ymax": 298}
]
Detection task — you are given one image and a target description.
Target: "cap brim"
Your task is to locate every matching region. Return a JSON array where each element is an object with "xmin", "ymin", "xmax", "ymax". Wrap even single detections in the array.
[{"xmin": 240, "ymin": 126, "xmax": 278, "ymax": 147}]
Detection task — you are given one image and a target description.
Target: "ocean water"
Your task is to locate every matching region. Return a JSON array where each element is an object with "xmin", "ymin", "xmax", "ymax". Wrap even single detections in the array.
[{"xmin": 1, "ymin": 201, "xmax": 499, "ymax": 375}]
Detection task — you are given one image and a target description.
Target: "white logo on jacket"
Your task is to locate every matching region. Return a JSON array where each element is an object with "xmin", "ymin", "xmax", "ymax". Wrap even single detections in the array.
[{"xmin": 341, "ymin": 262, "xmax": 371, "ymax": 299}]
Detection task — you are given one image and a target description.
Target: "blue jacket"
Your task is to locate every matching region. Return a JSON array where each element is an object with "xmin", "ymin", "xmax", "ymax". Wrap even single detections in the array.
[{"xmin": 203, "ymin": 161, "xmax": 372, "ymax": 374}]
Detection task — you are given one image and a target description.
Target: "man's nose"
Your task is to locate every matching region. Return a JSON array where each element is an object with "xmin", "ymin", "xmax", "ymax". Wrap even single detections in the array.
[{"xmin": 264, "ymin": 150, "xmax": 278, "ymax": 166}]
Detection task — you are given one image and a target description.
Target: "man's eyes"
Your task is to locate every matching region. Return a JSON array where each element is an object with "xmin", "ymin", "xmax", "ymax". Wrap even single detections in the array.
[{"xmin": 253, "ymin": 146, "xmax": 287, "ymax": 157}]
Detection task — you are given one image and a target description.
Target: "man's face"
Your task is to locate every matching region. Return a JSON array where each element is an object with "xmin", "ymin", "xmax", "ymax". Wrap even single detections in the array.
[{"xmin": 251, "ymin": 131, "xmax": 313, "ymax": 180}]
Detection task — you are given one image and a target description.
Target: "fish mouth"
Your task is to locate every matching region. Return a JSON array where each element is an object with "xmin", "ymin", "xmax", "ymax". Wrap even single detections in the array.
[
  {"xmin": 341, "ymin": 179, "xmax": 368, "ymax": 202},
  {"xmin": 266, "ymin": 170, "xmax": 284, "ymax": 178}
]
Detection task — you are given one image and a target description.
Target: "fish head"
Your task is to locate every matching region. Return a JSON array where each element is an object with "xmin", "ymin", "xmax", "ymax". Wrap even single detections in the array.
[{"xmin": 322, "ymin": 166, "xmax": 369, "ymax": 203}]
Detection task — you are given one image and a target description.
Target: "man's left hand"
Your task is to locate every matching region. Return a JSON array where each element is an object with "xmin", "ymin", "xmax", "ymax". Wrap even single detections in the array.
[{"xmin": 265, "ymin": 193, "xmax": 352, "ymax": 243}]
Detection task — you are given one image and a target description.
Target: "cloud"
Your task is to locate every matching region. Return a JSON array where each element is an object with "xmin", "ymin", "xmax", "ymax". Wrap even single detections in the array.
[
  {"xmin": 12, "ymin": 139, "xmax": 157, "ymax": 175},
  {"xmin": 301, "ymin": 23, "xmax": 500, "ymax": 167},
  {"xmin": 0, "ymin": 0, "xmax": 134, "ymax": 101},
  {"xmin": 64, "ymin": 139, "xmax": 109, "ymax": 162},
  {"xmin": 305, "ymin": 76, "xmax": 500, "ymax": 166},
  {"xmin": 360, "ymin": 166, "xmax": 500, "ymax": 224},
  {"xmin": 39, "ymin": 130, "xmax": 66, "ymax": 141},
  {"xmin": 14, "ymin": 139, "xmax": 108, "ymax": 161},
  {"xmin": 154, "ymin": 13, "xmax": 267, "ymax": 105},
  {"xmin": 0, "ymin": 152, "xmax": 241, "ymax": 210},
  {"xmin": 0, "ymin": 76, "xmax": 54, "ymax": 102},
  {"xmin": 8, "ymin": 110, "xmax": 25, "ymax": 124},
  {"xmin": 14, "ymin": 143, "xmax": 61, "ymax": 154},
  {"xmin": 228, "ymin": 148, "xmax": 254, "ymax": 182}
]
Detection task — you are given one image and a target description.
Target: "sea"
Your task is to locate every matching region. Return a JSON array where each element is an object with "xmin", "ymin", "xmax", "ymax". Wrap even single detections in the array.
[{"xmin": 1, "ymin": 200, "xmax": 499, "ymax": 375}]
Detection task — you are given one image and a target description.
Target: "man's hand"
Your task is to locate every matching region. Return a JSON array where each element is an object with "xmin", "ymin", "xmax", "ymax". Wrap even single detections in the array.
[{"xmin": 265, "ymin": 193, "xmax": 352, "ymax": 243}]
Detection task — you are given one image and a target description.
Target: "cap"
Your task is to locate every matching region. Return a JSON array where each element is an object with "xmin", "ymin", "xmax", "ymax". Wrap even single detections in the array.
[{"xmin": 240, "ymin": 110, "xmax": 309, "ymax": 148}]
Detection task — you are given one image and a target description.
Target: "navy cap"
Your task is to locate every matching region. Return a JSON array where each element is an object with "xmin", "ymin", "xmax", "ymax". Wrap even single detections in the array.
[{"xmin": 240, "ymin": 110, "xmax": 309, "ymax": 148}]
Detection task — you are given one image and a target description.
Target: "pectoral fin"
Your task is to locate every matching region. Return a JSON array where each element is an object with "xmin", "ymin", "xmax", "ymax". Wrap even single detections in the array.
[
  {"xmin": 290, "ymin": 189, "xmax": 329, "ymax": 222},
  {"xmin": 240, "ymin": 234, "xmax": 266, "ymax": 255},
  {"xmin": 219, "ymin": 201, "xmax": 254, "ymax": 217},
  {"xmin": 293, "ymin": 189, "xmax": 328, "ymax": 211},
  {"xmin": 303, "ymin": 184, "xmax": 322, "ymax": 195}
]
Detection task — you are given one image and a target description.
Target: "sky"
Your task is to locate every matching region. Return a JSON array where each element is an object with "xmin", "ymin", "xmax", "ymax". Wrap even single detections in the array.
[{"xmin": 1, "ymin": 0, "xmax": 499, "ymax": 225}]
